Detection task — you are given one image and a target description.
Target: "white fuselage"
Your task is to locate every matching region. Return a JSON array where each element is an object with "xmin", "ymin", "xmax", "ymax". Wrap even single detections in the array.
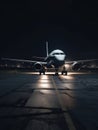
[{"xmin": 45, "ymin": 49, "xmax": 66, "ymax": 67}]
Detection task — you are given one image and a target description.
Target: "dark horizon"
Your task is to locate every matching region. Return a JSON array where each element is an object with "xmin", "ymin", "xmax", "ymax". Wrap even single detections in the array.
[{"xmin": 0, "ymin": 2, "xmax": 98, "ymax": 60}]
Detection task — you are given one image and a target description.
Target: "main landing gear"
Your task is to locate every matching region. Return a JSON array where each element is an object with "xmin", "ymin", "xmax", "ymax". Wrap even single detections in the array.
[
  {"xmin": 54, "ymin": 71, "xmax": 67, "ymax": 76},
  {"xmin": 39, "ymin": 66, "xmax": 45, "ymax": 75},
  {"xmin": 61, "ymin": 66, "xmax": 67, "ymax": 75},
  {"xmin": 39, "ymin": 71, "xmax": 45, "ymax": 75},
  {"xmin": 54, "ymin": 68, "xmax": 67, "ymax": 76},
  {"xmin": 61, "ymin": 70, "xmax": 67, "ymax": 75},
  {"xmin": 55, "ymin": 72, "xmax": 59, "ymax": 76}
]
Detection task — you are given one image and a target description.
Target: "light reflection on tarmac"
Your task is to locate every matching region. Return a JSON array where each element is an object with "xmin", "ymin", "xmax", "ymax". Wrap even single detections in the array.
[{"xmin": 0, "ymin": 71, "xmax": 98, "ymax": 130}]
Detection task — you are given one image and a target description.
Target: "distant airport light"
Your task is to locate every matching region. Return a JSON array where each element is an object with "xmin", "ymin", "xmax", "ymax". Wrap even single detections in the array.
[{"xmin": 16, "ymin": 64, "xmax": 21, "ymax": 68}]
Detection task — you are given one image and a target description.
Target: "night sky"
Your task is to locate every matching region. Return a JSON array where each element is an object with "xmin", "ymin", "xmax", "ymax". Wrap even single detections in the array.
[{"xmin": 0, "ymin": 2, "xmax": 98, "ymax": 60}]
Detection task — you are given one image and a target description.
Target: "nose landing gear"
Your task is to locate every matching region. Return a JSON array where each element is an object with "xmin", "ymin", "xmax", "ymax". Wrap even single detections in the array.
[{"xmin": 61, "ymin": 66, "xmax": 67, "ymax": 75}]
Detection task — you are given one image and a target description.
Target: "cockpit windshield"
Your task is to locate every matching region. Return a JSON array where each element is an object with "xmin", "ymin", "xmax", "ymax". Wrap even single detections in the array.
[{"xmin": 53, "ymin": 53, "xmax": 64, "ymax": 55}]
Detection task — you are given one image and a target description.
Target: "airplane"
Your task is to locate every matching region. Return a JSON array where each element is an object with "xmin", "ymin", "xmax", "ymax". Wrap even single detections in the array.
[{"xmin": 2, "ymin": 41, "xmax": 98, "ymax": 75}]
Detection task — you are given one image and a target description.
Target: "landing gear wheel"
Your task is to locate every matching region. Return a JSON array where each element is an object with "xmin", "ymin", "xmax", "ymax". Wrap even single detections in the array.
[
  {"xmin": 62, "ymin": 71, "xmax": 67, "ymax": 75},
  {"xmin": 65, "ymin": 71, "xmax": 67, "ymax": 75},
  {"xmin": 55, "ymin": 72, "xmax": 58, "ymax": 76},
  {"xmin": 39, "ymin": 71, "xmax": 45, "ymax": 75}
]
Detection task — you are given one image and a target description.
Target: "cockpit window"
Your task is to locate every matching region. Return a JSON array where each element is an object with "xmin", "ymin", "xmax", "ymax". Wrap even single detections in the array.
[
  {"xmin": 60, "ymin": 53, "xmax": 64, "ymax": 55},
  {"xmin": 53, "ymin": 53, "xmax": 64, "ymax": 55}
]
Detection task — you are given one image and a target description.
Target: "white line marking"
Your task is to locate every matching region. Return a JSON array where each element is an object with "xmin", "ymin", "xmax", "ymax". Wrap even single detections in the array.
[{"xmin": 51, "ymin": 76, "xmax": 76, "ymax": 130}]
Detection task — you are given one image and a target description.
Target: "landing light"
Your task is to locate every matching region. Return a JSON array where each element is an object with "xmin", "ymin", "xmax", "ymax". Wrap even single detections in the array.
[{"xmin": 64, "ymin": 64, "xmax": 70, "ymax": 69}]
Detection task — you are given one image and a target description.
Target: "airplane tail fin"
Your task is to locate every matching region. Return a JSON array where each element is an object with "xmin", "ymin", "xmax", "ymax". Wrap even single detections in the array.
[{"xmin": 46, "ymin": 41, "xmax": 49, "ymax": 57}]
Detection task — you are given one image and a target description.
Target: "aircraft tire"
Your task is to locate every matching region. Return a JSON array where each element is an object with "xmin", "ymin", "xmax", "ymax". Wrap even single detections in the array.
[
  {"xmin": 39, "ymin": 71, "xmax": 45, "ymax": 75},
  {"xmin": 65, "ymin": 71, "xmax": 67, "ymax": 75},
  {"xmin": 62, "ymin": 71, "xmax": 67, "ymax": 75}
]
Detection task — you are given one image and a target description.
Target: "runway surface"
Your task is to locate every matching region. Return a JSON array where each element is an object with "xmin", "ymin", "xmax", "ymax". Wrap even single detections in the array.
[{"xmin": 0, "ymin": 71, "xmax": 98, "ymax": 130}]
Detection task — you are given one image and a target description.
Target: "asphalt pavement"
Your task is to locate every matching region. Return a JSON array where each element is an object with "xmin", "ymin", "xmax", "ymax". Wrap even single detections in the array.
[{"xmin": 0, "ymin": 71, "xmax": 98, "ymax": 130}]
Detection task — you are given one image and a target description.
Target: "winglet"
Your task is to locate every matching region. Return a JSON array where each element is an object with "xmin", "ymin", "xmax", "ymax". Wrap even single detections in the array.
[{"xmin": 46, "ymin": 41, "xmax": 49, "ymax": 57}]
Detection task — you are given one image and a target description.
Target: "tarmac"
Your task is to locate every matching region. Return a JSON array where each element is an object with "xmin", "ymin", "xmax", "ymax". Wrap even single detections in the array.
[{"xmin": 0, "ymin": 71, "xmax": 98, "ymax": 130}]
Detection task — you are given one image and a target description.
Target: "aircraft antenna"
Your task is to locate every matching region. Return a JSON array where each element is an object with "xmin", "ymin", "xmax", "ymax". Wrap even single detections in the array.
[{"xmin": 46, "ymin": 41, "xmax": 49, "ymax": 57}]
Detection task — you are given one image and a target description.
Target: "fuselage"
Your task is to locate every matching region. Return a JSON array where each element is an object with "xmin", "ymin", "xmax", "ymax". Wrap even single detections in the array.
[{"xmin": 45, "ymin": 49, "xmax": 66, "ymax": 68}]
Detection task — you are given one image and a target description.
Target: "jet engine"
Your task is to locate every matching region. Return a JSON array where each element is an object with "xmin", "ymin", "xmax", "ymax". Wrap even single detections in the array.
[
  {"xmin": 72, "ymin": 62, "xmax": 84, "ymax": 71},
  {"xmin": 34, "ymin": 62, "xmax": 46, "ymax": 74},
  {"xmin": 34, "ymin": 62, "xmax": 42, "ymax": 70}
]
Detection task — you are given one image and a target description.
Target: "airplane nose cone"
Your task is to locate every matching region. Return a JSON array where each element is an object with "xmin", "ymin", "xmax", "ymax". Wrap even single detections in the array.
[{"xmin": 55, "ymin": 55, "xmax": 65, "ymax": 61}]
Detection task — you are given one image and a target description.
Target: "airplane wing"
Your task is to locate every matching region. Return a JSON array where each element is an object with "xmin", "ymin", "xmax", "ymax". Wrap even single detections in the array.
[
  {"xmin": 65, "ymin": 59, "xmax": 98, "ymax": 70},
  {"xmin": 1, "ymin": 58, "xmax": 47, "ymax": 65},
  {"xmin": 32, "ymin": 56, "xmax": 45, "ymax": 60},
  {"xmin": 65, "ymin": 59, "xmax": 98, "ymax": 64}
]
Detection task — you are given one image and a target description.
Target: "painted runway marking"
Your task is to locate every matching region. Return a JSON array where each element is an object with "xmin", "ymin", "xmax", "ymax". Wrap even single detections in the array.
[{"xmin": 51, "ymin": 76, "xmax": 76, "ymax": 130}]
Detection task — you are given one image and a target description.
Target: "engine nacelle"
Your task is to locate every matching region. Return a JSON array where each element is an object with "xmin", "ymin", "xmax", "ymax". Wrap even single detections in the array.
[
  {"xmin": 34, "ymin": 62, "xmax": 42, "ymax": 71},
  {"xmin": 72, "ymin": 62, "xmax": 83, "ymax": 71}
]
